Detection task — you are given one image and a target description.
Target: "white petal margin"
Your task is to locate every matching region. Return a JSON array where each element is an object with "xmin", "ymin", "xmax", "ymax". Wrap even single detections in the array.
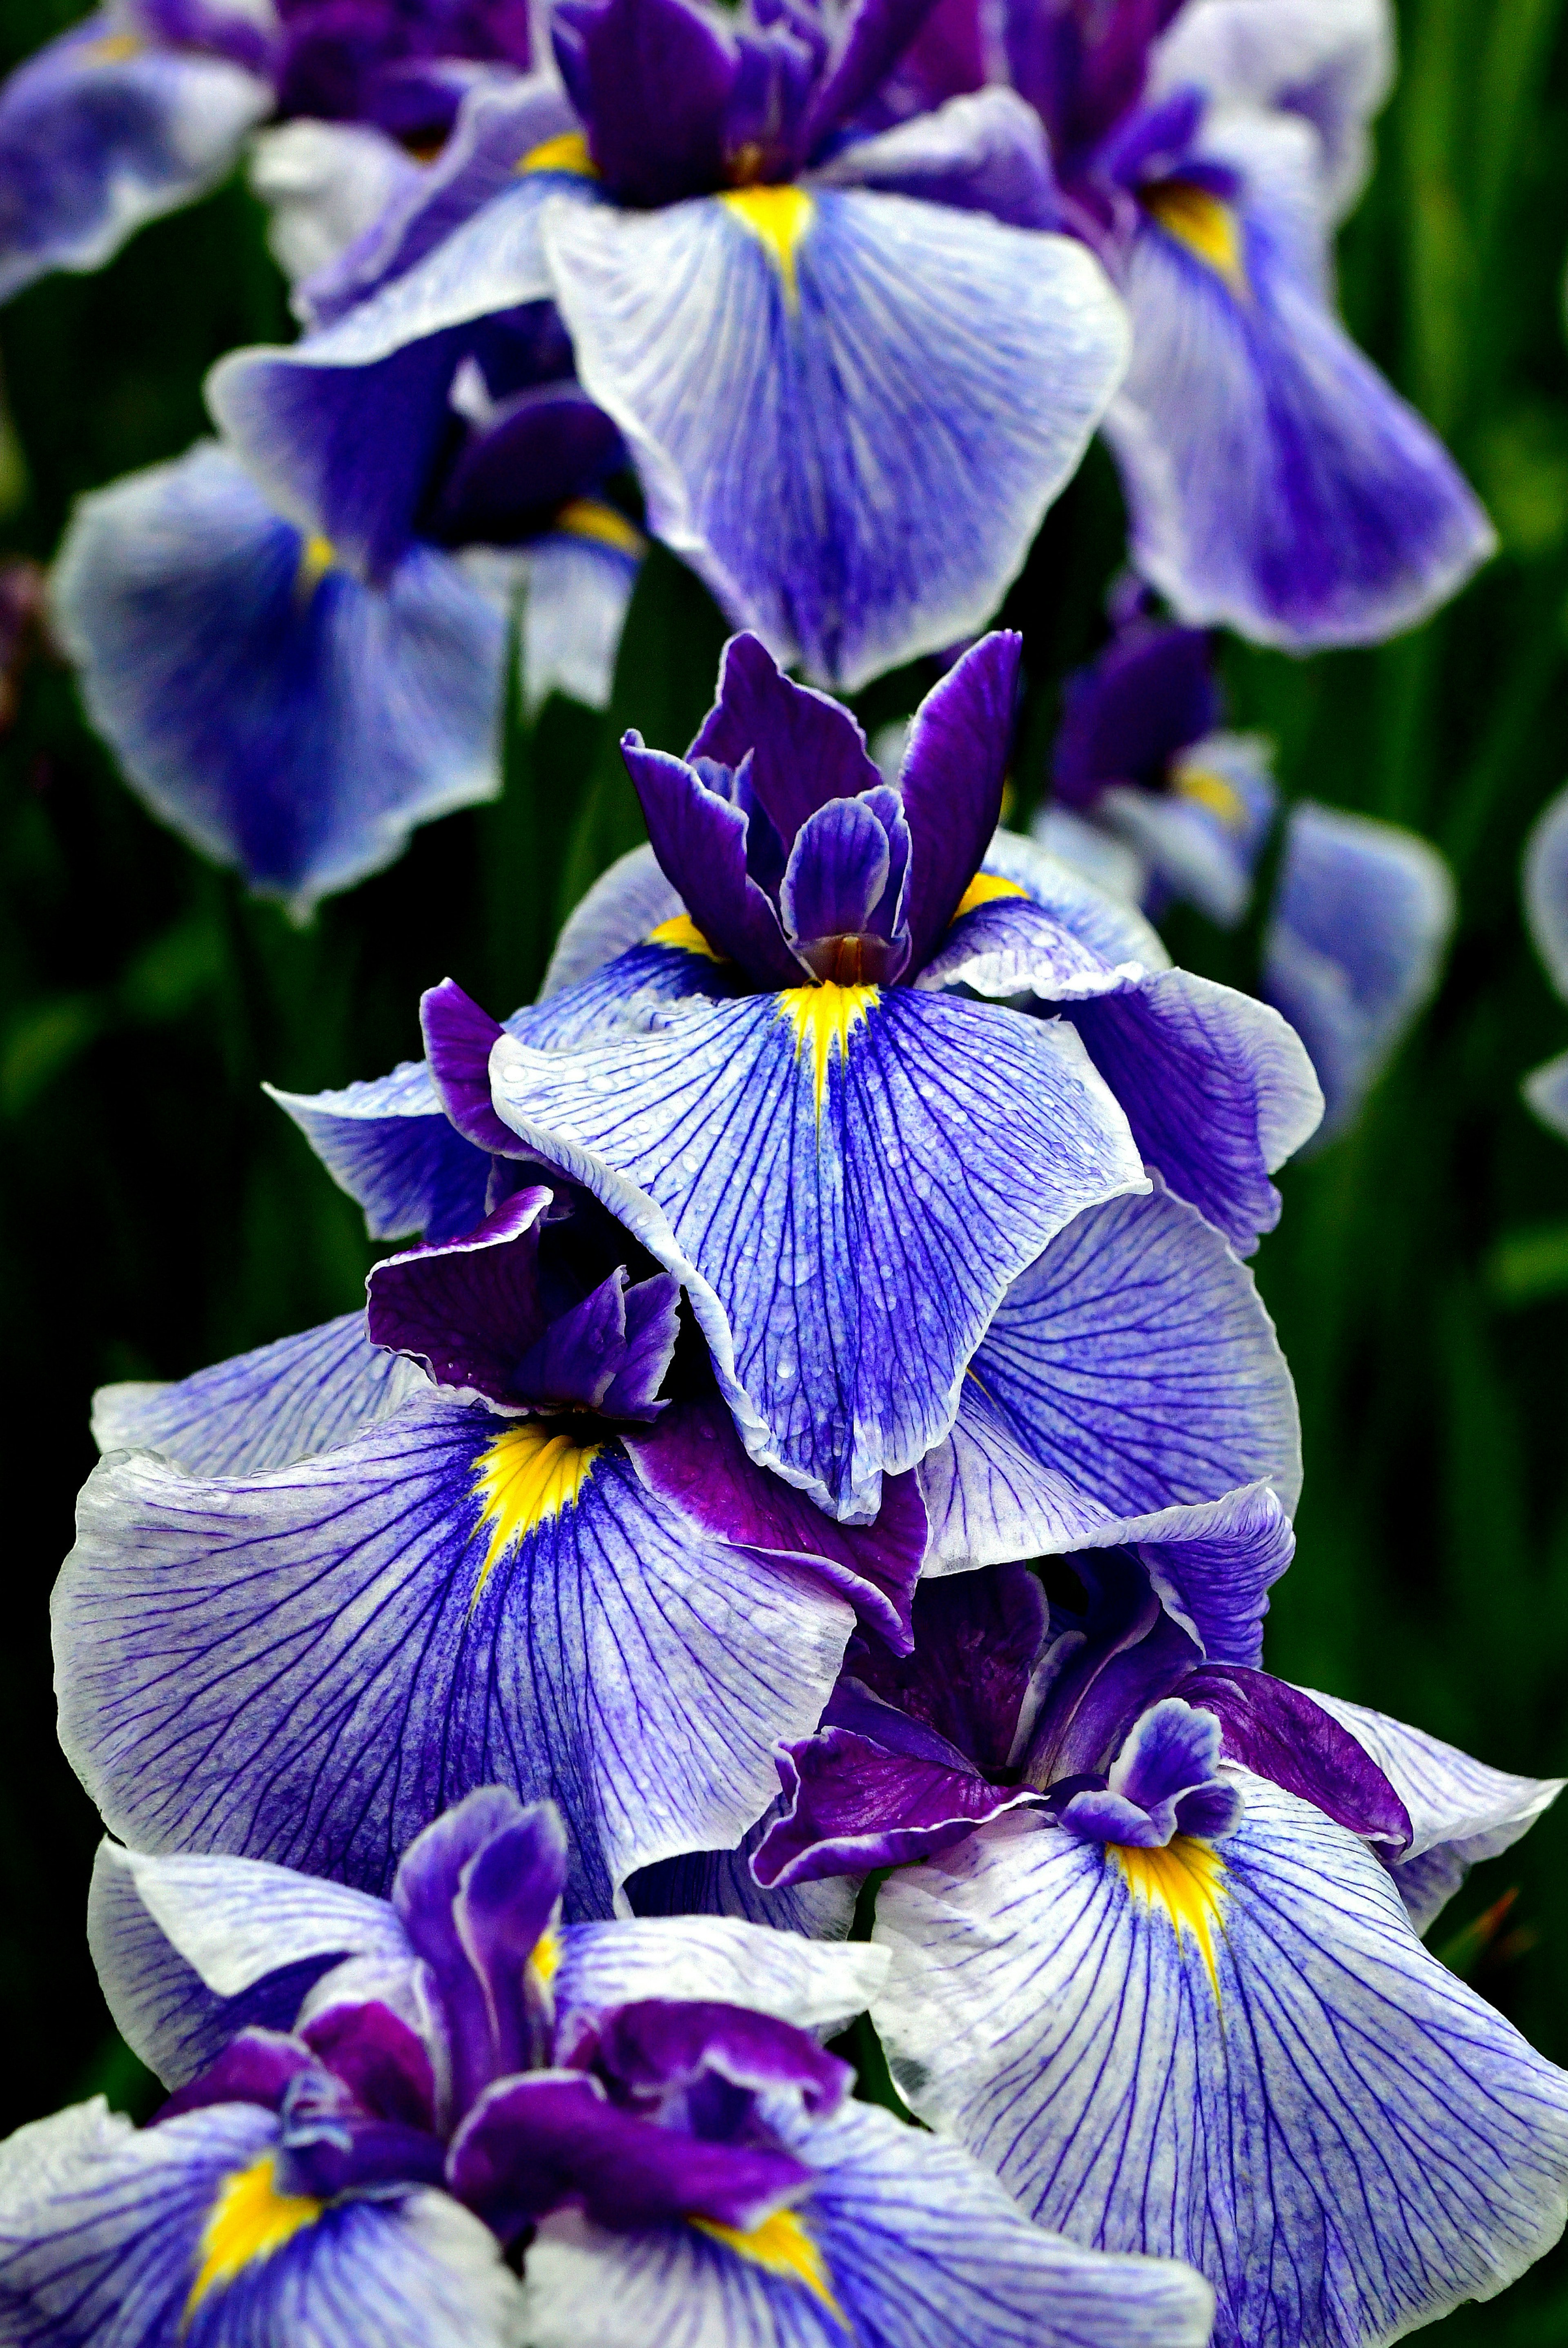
[
  {"xmin": 1150, "ymin": 0, "xmax": 1396, "ymax": 220},
  {"xmin": 1301, "ymin": 1690, "xmax": 1566, "ymax": 1935},
  {"xmin": 0, "ymin": 2098, "xmax": 523, "ymax": 2348},
  {"xmin": 873, "ymin": 1781, "xmax": 1568, "ymax": 2348},
  {"xmin": 0, "ymin": 17, "xmax": 271, "ymax": 303},
  {"xmin": 540, "ymin": 187, "xmax": 1129, "ymax": 691},
  {"xmin": 520, "ymin": 2098, "xmax": 1213, "ymax": 2348},
  {"xmin": 92, "ymin": 1311, "xmax": 430, "ymax": 1477},
  {"xmin": 557, "ymin": 1918, "xmax": 888, "ymax": 2043},
  {"xmin": 249, "ymin": 118, "xmax": 422, "ymax": 287},
  {"xmin": 1523, "ymin": 1047, "xmax": 1568, "ymax": 1142},
  {"xmin": 462, "ymin": 526, "xmax": 643, "ymax": 720},
  {"xmin": 541, "ymin": 843, "xmax": 682, "ymax": 1000},
  {"xmin": 1523, "ymin": 780, "xmax": 1568, "ymax": 1003},
  {"xmin": 89, "ymin": 1839, "xmax": 412, "ymax": 2086},
  {"xmin": 1029, "ymin": 803, "xmax": 1149, "ymax": 911}
]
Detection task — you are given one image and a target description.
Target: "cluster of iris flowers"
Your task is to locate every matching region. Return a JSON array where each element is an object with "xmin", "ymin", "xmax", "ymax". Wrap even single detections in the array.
[{"xmin": 3, "ymin": 0, "xmax": 1568, "ymax": 2344}]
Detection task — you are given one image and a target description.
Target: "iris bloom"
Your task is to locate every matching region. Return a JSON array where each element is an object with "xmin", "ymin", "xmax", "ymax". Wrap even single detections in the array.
[
  {"xmin": 1261, "ymin": 799, "xmax": 1455, "ymax": 1145},
  {"xmin": 964, "ymin": 0, "xmax": 1495, "ymax": 648},
  {"xmin": 53, "ymin": 311, "xmax": 643, "ymax": 913},
  {"xmin": 0, "ymin": 0, "xmax": 536, "ymax": 304},
  {"xmin": 57, "ymin": 1172, "xmax": 930, "ymax": 1922},
  {"xmin": 0, "ymin": 1788, "xmax": 1217, "ymax": 2348},
  {"xmin": 1521, "ymin": 782, "xmax": 1568, "ymax": 1139},
  {"xmin": 749, "ymin": 1488, "xmax": 1568, "ymax": 2348},
  {"xmin": 1033, "ymin": 584, "xmax": 1275, "ymax": 926},
  {"xmin": 206, "ymin": 0, "xmax": 1131, "ymax": 690}
]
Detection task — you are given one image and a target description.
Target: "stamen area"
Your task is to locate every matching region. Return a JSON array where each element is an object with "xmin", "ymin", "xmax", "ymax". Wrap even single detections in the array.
[
  {"xmin": 1142, "ymin": 180, "xmax": 1247, "ymax": 297},
  {"xmin": 691, "ymin": 2207, "xmax": 843, "ymax": 2318},
  {"xmin": 186, "ymin": 2155, "xmax": 322, "ymax": 2313},
  {"xmin": 1111, "ymin": 1835, "xmax": 1227, "ymax": 1994}
]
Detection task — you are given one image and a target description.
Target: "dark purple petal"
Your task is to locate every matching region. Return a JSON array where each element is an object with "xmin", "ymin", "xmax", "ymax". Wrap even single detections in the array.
[
  {"xmin": 1051, "ymin": 618, "xmax": 1218, "ymax": 810},
  {"xmin": 421, "ymin": 976, "xmax": 519, "ymax": 1154},
  {"xmin": 1020, "ymin": 1546, "xmax": 1200, "ymax": 1787},
  {"xmin": 565, "ymin": 1998, "xmax": 850, "ymax": 2124},
  {"xmin": 446, "ymin": 2070, "xmax": 812, "ymax": 2237},
  {"xmin": 624, "ymin": 1397, "xmax": 927, "ymax": 1652},
  {"xmin": 1057, "ymin": 1696, "xmax": 1235, "ymax": 1847},
  {"xmin": 300, "ymin": 1999, "xmax": 439, "ymax": 2131},
  {"xmin": 154, "ymin": 2029, "xmax": 316, "ymax": 2124},
  {"xmin": 510, "ymin": 1266, "xmax": 626, "ymax": 1410},
  {"xmin": 753, "ymin": 1717, "xmax": 1038, "ymax": 1888},
  {"xmin": 601, "ymin": 1272, "xmax": 682, "ymax": 1417},
  {"xmin": 1186, "ymin": 1666, "xmax": 1413, "ymax": 1851},
  {"xmin": 847, "ymin": 1562, "xmax": 1048, "ymax": 1778},
  {"xmin": 554, "ymin": 0, "xmax": 735, "ymax": 205},
  {"xmin": 366, "ymin": 1186, "xmax": 557, "ymax": 1405},
  {"xmin": 722, "ymin": 20, "xmax": 820, "ymax": 180},
  {"xmin": 779, "ymin": 789, "xmax": 913, "ymax": 981},
  {"xmin": 1095, "ymin": 85, "xmax": 1206, "ymax": 192},
  {"xmin": 454, "ymin": 1810, "xmax": 571, "ymax": 2074},
  {"xmin": 620, "ymin": 737, "xmax": 801, "ymax": 987},
  {"xmin": 804, "ymin": 0, "xmax": 943, "ymax": 151},
  {"xmin": 275, "ymin": 2081, "xmax": 448, "ymax": 2199},
  {"xmin": 429, "ymin": 381, "xmax": 623, "ymax": 549},
  {"xmin": 687, "ymin": 632, "xmax": 884, "ymax": 852},
  {"xmin": 897, "ymin": 631, "xmax": 1021, "ymax": 971}
]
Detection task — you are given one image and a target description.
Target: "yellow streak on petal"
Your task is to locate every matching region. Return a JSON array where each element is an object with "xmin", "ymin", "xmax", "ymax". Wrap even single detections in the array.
[
  {"xmin": 1111, "ymin": 1835, "xmax": 1227, "ymax": 1996},
  {"xmin": 690, "ymin": 2208, "xmax": 845, "ymax": 2321},
  {"xmin": 528, "ymin": 1923, "xmax": 561, "ymax": 1986},
  {"xmin": 89, "ymin": 30, "xmax": 144, "ymax": 61},
  {"xmin": 186, "ymin": 2156, "xmax": 322, "ymax": 2314},
  {"xmin": 647, "ymin": 913, "xmax": 722, "ymax": 961},
  {"xmin": 470, "ymin": 1424, "xmax": 601, "ymax": 1612},
  {"xmin": 720, "ymin": 185, "xmax": 815, "ymax": 305},
  {"xmin": 777, "ymin": 982, "xmax": 878, "ymax": 1125},
  {"xmin": 951, "ymin": 871, "xmax": 1028, "ymax": 922},
  {"xmin": 296, "ymin": 533, "xmax": 336, "ymax": 598},
  {"xmin": 555, "ymin": 497, "xmax": 646, "ymax": 557},
  {"xmin": 519, "ymin": 130, "xmax": 599, "ymax": 178},
  {"xmin": 1170, "ymin": 760, "xmax": 1246, "ymax": 827},
  {"xmin": 1143, "ymin": 180, "xmax": 1247, "ymax": 296}
]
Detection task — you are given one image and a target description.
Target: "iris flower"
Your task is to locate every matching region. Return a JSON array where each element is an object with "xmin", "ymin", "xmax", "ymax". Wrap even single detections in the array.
[
  {"xmin": 53, "ymin": 311, "xmax": 643, "ymax": 913},
  {"xmin": 924, "ymin": 0, "xmax": 1497, "ymax": 648},
  {"xmin": 205, "ymin": 0, "xmax": 1131, "ymax": 691},
  {"xmin": 0, "ymin": 0, "xmax": 538, "ymax": 303},
  {"xmin": 1521, "ymin": 782, "xmax": 1568, "ymax": 1140},
  {"xmin": 0, "ymin": 1789, "xmax": 1218, "ymax": 2348},
  {"xmin": 749, "ymin": 1488, "xmax": 1568, "ymax": 2348}
]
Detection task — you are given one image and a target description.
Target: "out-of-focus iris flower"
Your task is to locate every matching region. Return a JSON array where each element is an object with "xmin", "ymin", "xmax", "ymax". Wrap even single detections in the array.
[
  {"xmin": 0, "ymin": 1789, "xmax": 1218, "ymax": 2348},
  {"xmin": 1034, "ymin": 583, "xmax": 1275, "ymax": 924},
  {"xmin": 394, "ymin": 629, "xmax": 1319, "ymax": 1517},
  {"xmin": 748, "ymin": 1491, "xmax": 1568, "ymax": 2348},
  {"xmin": 909, "ymin": 0, "xmax": 1494, "ymax": 648},
  {"xmin": 0, "ymin": 0, "xmax": 536, "ymax": 303},
  {"xmin": 52, "ymin": 309, "xmax": 643, "ymax": 914},
  {"xmin": 1522, "ymin": 782, "xmax": 1568, "ymax": 1139},
  {"xmin": 207, "ymin": 0, "xmax": 1132, "ymax": 690},
  {"xmin": 1261, "ymin": 799, "xmax": 1456, "ymax": 1145},
  {"xmin": 56, "ymin": 1173, "xmax": 931, "ymax": 1921}
]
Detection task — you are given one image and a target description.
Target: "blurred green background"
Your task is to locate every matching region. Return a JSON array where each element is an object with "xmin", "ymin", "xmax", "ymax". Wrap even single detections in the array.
[{"xmin": 3, "ymin": 0, "xmax": 1568, "ymax": 2335}]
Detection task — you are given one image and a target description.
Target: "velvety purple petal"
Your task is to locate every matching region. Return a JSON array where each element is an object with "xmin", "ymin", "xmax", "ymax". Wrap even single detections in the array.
[
  {"xmin": 1096, "ymin": 1480, "xmax": 1297, "ymax": 1672},
  {"xmin": 300, "ymin": 2000, "xmax": 439, "ymax": 2132},
  {"xmin": 620, "ymin": 736, "xmax": 800, "ymax": 985},
  {"xmin": 429, "ymin": 381, "xmax": 623, "ymax": 547},
  {"xmin": 1052, "ymin": 619, "xmax": 1216, "ymax": 807},
  {"xmin": 419, "ymin": 976, "xmax": 519, "ymax": 1155},
  {"xmin": 848, "ymin": 1563, "xmax": 1048, "ymax": 1777},
  {"xmin": 600, "ymin": 1275, "xmax": 682, "ymax": 1418},
  {"xmin": 1183, "ymin": 1666, "xmax": 1410, "ymax": 1847},
  {"xmin": 897, "ymin": 631, "xmax": 1021, "ymax": 970},
  {"xmin": 779, "ymin": 791, "xmax": 910, "ymax": 977},
  {"xmin": 156, "ymin": 2028, "xmax": 318, "ymax": 2122},
  {"xmin": 689, "ymin": 630, "xmax": 884, "ymax": 848},
  {"xmin": 624, "ymin": 1399, "xmax": 927, "ymax": 1652},
  {"xmin": 446, "ymin": 2068, "xmax": 810, "ymax": 2238},
  {"xmin": 366, "ymin": 1188, "xmax": 556, "ymax": 1405},
  {"xmin": 1058, "ymin": 1697, "xmax": 1237, "ymax": 1847},
  {"xmin": 755, "ymin": 1717, "xmax": 1038, "ymax": 1888},
  {"xmin": 804, "ymin": 0, "xmax": 942, "ymax": 149},
  {"xmin": 553, "ymin": 0, "xmax": 735, "ymax": 206},
  {"xmin": 567, "ymin": 1997, "xmax": 850, "ymax": 2119}
]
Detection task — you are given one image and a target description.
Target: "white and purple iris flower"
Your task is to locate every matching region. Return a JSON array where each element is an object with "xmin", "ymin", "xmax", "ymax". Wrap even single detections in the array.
[
  {"xmin": 226, "ymin": 628, "xmax": 1316, "ymax": 1521},
  {"xmin": 748, "ymin": 1491, "xmax": 1568, "ymax": 2348},
  {"xmin": 1032, "ymin": 582, "xmax": 1276, "ymax": 926},
  {"xmin": 0, "ymin": 1789, "xmax": 1218, "ymax": 2347},
  {"xmin": 202, "ymin": 0, "xmax": 1132, "ymax": 691},
  {"xmin": 0, "ymin": 0, "xmax": 536, "ymax": 304},
  {"xmin": 957, "ymin": 0, "xmax": 1497, "ymax": 648},
  {"xmin": 1521, "ymin": 781, "xmax": 1568, "ymax": 1139},
  {"xmin": 52, "ymin": 305, "xmax": 644, "ymax": 914}
]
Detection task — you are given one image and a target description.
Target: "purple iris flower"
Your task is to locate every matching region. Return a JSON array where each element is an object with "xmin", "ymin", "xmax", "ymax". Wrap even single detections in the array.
[
  {"xmin": 0, "ymin": 1789, "xmax": 1217, "ymax": 2347},
  {"xmin": 56, "ymin": 1173, "xmax": 930, "ymax": 1922},
  {"xmin": 52, "ymin": 313, "xmax": 644, "ymax": 913},
  {"xmin": 747, "ymin": 1485, "xmax": 1568, "ymax": 2348},
  {"xmin": 205, "ymin": 0, "xmax": 1131, "ymax": 690},
  {"xmin": 906, "ymin": 0, "xmax": 1494, "ymax": 649},
  {"xmin": 1035, "ymin": 581, "xmax": 1276, "ymax": 925},
  {"xmin": 428, "ymin": 629, "xmax": 1318, "ymax": 1516},
  {"xmin": 1521, "ymin": 782, "xmax": 1568, "ymax": 1140},
  {"xmin": 0, "ymin": 0, "xmax": 537, "ymax": 305}
]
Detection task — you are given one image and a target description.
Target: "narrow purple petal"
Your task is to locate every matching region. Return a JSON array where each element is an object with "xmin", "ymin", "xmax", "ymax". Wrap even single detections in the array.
[
  {"xmin": 688, "ymin": 631, "xmax": 884, "ymax": 849},
  {"xmin": 421, "ymin": 976, "xmax": 519, "ymax": 1155},
  {"xmin": 620, "ymin": 737, "xmax": 800, "ymax": 986},
  {"xmin": 898, "ymin": 632, "xmax": 1021, "ymax": 970},
  {"xmin": 567, "ymin": 1998, "xmax": 850, "ymax": 2120},
  {"xmin": 1185, "ymin": 1666, "xmax": 1411, "ymax": 1849},
  {"xmin": 365, "ymin": 1188, "xmax": 556, "ymax": 1406}
]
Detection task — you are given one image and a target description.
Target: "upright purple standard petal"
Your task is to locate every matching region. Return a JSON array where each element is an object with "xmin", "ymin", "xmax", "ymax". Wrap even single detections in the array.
[{"xmin": 897, "ymin": 631, "xmax": 1020, "ymax": 967}]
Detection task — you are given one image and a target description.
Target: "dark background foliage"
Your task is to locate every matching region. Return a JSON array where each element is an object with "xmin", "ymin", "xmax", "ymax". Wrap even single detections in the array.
[{"xmin": 2, "ymin": 2, "xmax": 1567, "ymax": 2333}]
